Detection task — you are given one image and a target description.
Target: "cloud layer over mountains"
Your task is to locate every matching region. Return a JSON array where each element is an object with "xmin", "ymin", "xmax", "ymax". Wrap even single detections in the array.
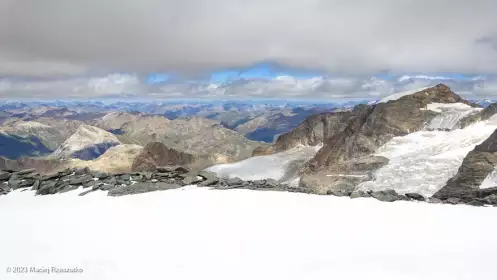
[
  {"xmin": 1, "ymin": 74, "xmax": 496, "ymax": 100},
  {"xmin": 2, "ymin": 0, "xmax": 497, "ymax": 77},
  {"xmin": 1, "ymin": 0, "xmax": 497, "ymax": 99}
]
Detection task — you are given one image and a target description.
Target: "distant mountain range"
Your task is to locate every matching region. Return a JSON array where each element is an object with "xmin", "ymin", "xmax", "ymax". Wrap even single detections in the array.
[{"xmin": 1, "ymin": 84, "xmax": 497, "ymax": 207}]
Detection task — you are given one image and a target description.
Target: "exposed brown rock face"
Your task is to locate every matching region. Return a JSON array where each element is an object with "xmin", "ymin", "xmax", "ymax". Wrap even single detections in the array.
[
  {"xmin": 131, "ymin": 142, "xmax": 196, "ymax": 172},
  {"xmin": 117, "ymin": 115, "xmax": 266, "ymax": 164},
  {"xmin": 433, "ymin": 128, "xmax": 497, "ymax": 199},
  {"xmin": 252, "ymin": 111, "xmax": 355, "ymax": 156},
  {"xmin": 256, "ymin": 84, "xmax": 476, "ymax": 160}
]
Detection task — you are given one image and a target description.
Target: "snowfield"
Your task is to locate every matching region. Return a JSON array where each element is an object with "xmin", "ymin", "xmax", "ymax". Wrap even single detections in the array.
[
  {"xmin": 1, "ymin": 187, "xmax": 497, "ymax": 280},
  {"xmin": 206, "ymin": 144, "xmax": 322, "ymax": 184}
]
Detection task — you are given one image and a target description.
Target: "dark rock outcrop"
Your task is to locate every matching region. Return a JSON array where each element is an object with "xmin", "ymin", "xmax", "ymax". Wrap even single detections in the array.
[
  {"xmin": 131, "ymin": 142, "xmax": 196, "ymax": 172},
  {"xmin": 433, "ymin": 129, "xmax": 497, "ymax": 200}
]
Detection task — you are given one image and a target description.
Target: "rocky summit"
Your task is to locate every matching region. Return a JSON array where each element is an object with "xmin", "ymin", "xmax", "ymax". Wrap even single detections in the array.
[{"xmin": 292, "ymin": 84, "xmax": 481, "ymax": 194}]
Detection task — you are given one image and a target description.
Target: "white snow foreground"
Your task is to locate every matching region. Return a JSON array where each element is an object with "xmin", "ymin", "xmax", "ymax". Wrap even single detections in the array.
[{"xmin": 1, "ymin": 187, "xmax": 497, "ymax": 280}]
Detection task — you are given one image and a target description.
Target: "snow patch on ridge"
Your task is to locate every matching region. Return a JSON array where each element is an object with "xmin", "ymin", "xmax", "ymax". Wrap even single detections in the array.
[
  {"xmin": 378, "ymin": 87, "xmax": 430, "ymax": 103},
  {"xmin": 480, "ymin": 170, "xmax": 497, "ymax": 189},
  {"xmin": 358, "ymin": 115, "xmax": 497, "ymax": 196},
  {"xmin": 206, "ymin": 144, "xmax": 322, "ymax": 183}
]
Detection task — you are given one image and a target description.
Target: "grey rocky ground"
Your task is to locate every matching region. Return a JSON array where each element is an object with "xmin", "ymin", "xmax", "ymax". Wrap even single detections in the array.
[{"xmin": 1, "ymin": 166, "xmax": 496, "ymax": 207}]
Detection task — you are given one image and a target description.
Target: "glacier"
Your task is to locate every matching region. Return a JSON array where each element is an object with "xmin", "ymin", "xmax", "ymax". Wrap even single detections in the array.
[
  {"xmin": 359, "ymin": 108, "xmax": 497, "ymax": 196},
  {"xmin": 1, "ymin": 187, "xmax": 497, "ymax": 280}
]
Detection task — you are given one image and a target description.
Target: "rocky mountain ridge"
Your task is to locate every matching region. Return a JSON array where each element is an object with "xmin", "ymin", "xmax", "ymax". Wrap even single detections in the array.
[{"xmin": 1, "ymin": 166, "xmax": 495, "ymax": 207}]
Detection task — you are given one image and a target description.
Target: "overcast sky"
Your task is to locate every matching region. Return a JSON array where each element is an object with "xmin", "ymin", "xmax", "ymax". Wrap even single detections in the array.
[{"xmin": 1, "ymin": 0, "xmax": 497, "ymax": 99}]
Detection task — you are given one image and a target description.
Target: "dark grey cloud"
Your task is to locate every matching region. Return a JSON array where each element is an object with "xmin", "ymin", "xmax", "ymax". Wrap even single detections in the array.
[{"xmin": 1, "ymin": 0, "xmax": 497, "ymax": 77}]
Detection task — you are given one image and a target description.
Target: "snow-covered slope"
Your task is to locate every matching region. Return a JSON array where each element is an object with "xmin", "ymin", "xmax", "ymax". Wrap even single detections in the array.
[
  {"xmin": 51, "ymin": 124, "xmax": 121, "ymax": 160},
  {"xmin": 206, "ymin": 144, "xmax": 322, "ymax": 184},
  {"xmin": 358, "ymin": 114, "xmax": 497, "ymax": 195},
  {"xmin": 1, "ymin": 187, "xmax": 496, "ymax": 280}
]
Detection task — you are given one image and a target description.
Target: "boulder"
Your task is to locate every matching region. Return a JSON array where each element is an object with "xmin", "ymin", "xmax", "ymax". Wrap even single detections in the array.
[
  {"xmin": 37, "ymin": 180, "xmax": 67, "ymax": 195},
  {"xmin": 74, "ymin": 167, "xmax": 90, "ymax": 175},
  {"xmin": 100, "ymin": 184, "xmax": 116, "ymax": 191},
  {"xmin": 157, "ymin": 165, "xmax": 190, "ymax": 174},
  {"xmin": 107, "ymin": 182, "xmax": 182, "ymax": 196},
  {"xmin": 405, "ymin": 193, "xmax": 426, "ymax": 201},
  {"xmin": 350, "ymin": 192, "xmax": 361, "ymax": 199},
  {"xmin": 225, "ymin": 177, "xmax": 243, "ymax": 186},
  {"xmin": 198, "ymin": 171, "xmax": 219, "ymax": 186},
  {"xmin": 119, "ymin": 174, "xmax": 131, "ymax": 181},
  {"xmin": 68, "ymin": 175, "xmax": 94, "ymax": 185},
  {"xmin": 90, "ymin": 171, "xmax": 110, "ymax": 179},
  {"xmin": 182, "ymin": 174, "xmax": 202, "ymax": 185},
  {"xmin": 0, "ymin": 171, "xmax": 12, "ymax": 181},
  {"xmin": 14, "ymin": 168, "xmax": 36, "ymax": 176},
  {"xmin": 370, "ymin": 189, "xmax": 400, "ymax": 202}
]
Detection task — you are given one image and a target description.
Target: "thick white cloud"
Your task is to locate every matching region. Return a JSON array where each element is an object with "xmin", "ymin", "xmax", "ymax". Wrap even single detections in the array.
[
  {"xmin": 1, "ymin": 74, "xmax": 495, "ymax": 100},
  {"xmin": 0, "ymin": 74, "xmax": 140, "ymax": 99},
  {"xmin": 1, "ymin": 0, "xmax": 497, "ymax": 78}
]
